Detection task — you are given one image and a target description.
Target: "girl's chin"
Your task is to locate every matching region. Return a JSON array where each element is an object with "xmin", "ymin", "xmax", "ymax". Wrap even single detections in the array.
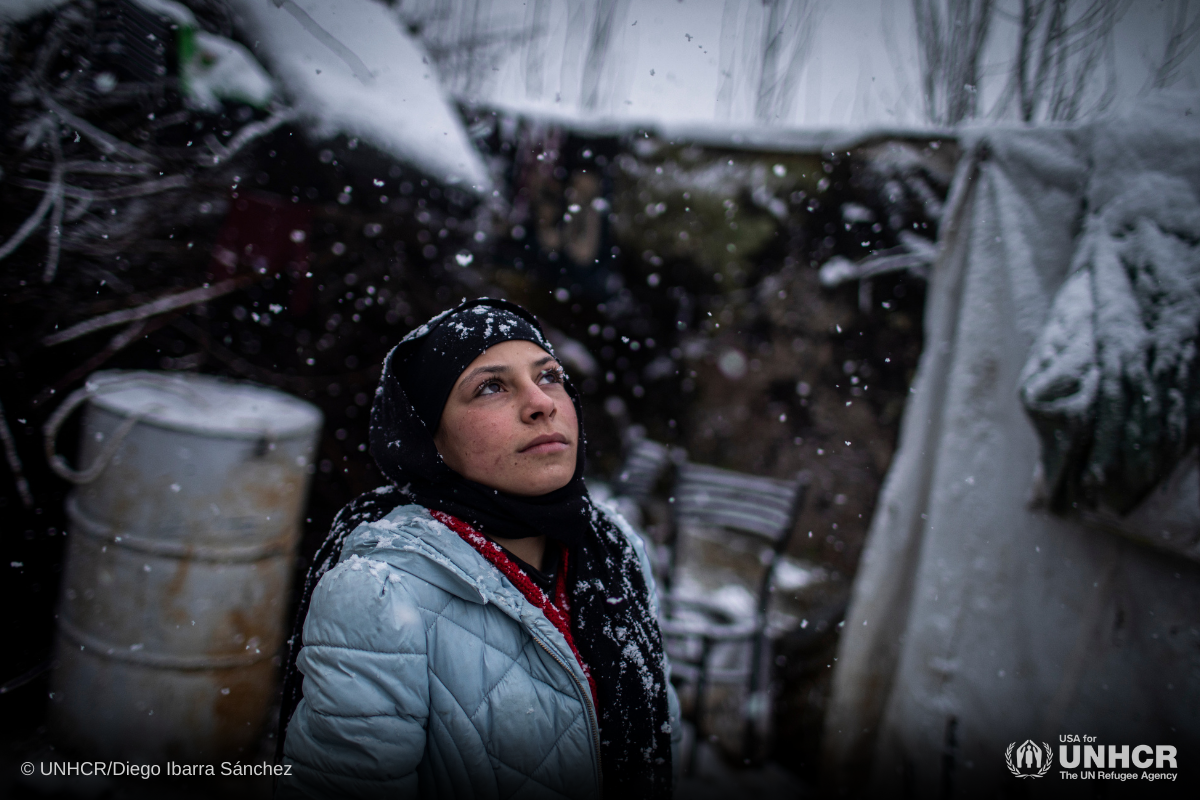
[{"xmin": 505, "ymin": 469, "xmax": 575, "ymax": 497}]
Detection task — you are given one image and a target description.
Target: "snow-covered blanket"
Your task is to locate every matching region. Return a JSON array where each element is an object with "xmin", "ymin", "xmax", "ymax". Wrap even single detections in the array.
[{"xmin": 1020, "ymin": 172, "xmax": 1200, "ymax": 515}]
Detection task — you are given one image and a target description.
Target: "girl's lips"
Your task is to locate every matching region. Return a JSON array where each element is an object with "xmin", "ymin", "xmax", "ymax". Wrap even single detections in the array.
[
  {"xmin": 522, "ymin": 441, "xmax": 570, "ymax": 455},
  {"xmin": 520, "ymin": 433, "xmax": 569, "ymax": 454}
]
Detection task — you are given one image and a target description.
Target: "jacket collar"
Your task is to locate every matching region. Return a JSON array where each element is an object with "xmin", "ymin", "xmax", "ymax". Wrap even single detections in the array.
[{"xmin": 338, "ymin": 504, "xmax": 580, "ymax": 661}]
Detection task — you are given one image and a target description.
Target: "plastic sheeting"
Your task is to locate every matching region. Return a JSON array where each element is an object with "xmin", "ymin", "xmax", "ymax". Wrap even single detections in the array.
[{"xmin": 824, "ymin": 96, "xmax": 1200, "ymax": 797}]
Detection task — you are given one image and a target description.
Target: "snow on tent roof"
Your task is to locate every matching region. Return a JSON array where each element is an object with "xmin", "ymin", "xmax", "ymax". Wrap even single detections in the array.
[
  {"xmin": 469, "ymin": 96, "xmax": 953, "ymax": 155},
  {"xmin": 229, "ymin": 0, "xmax": 490, "ymax": 193},
  {"xmin": 446, "ymin": 0, "xmax": 1199, "ymax": 150}
]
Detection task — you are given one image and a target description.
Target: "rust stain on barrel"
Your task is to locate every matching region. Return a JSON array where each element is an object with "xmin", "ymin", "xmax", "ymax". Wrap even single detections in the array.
[
  {"xmin": 163, "ymin": 551, "xmax": 193, "ymax": 625},
  {"xmin": 49, "ymin": 371, "xmax": 321, "ymax": 762}
]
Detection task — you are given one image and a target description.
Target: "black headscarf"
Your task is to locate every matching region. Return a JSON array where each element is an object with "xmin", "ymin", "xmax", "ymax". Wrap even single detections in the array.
[
  {"xmin": 375, "ymin": 298, "xmax": 592, "ymax": 546},
  {"xmin": 398, "ymin": 299, "xmax": 548, "ymax": 432},
  {"xmin": 278, "ymin": 298, "xmax": 672, "ymax": 798}
]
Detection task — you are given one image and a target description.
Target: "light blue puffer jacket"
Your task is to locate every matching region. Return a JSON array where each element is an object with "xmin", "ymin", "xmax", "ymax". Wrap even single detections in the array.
[{"xmin": 279, "ymin": 502, "xmax": 680, "ymax": 799}]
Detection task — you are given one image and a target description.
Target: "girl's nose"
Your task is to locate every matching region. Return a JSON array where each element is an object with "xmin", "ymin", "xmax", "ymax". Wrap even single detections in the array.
[{"xmin": 522, "ymin": 381, "xmax": 557, "ymax": 422}]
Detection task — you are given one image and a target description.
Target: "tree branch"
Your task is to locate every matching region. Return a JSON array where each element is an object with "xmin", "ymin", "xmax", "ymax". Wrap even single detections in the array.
[{"xmin": 43, "ymin": 278, "xmax": 251, "ymax": 347}]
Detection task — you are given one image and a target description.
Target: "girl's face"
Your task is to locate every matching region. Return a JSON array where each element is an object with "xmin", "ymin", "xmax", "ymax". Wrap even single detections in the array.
[{"xmin": 433, "ymin": 340, "xmax": 579, "ymax": 497}]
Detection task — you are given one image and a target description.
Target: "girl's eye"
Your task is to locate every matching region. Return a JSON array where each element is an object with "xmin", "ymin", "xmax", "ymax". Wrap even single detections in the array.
[
  {"xmin": 478, "ymin": 380, "xmax": 504, "ymax": 396},
  {"xmin": 538, "ymin": 368, "xmax": 564, "ymax": 385}
]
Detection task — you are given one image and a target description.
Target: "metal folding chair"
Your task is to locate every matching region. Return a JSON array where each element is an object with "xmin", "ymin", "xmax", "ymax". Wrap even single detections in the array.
[
  {"xmin": 659, "ymin": 462, "xmax": 809, "ymax": 771},
  {"xmin": 612, "ymin": 435, "xmax": 673, "ymax": 503}
]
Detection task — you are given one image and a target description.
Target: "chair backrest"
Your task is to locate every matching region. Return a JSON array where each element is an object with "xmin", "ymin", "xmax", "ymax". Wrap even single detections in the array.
[
  {"xmin": 674, "ymin": 463, "xmax": 806, "ymax": 543},
  {"xmin": 666, "ymin": 463, "xmax": 810, "ymax": 765},
  {"xmin": 613, "ymin": 437, "xmax": 673, "ymax": 501}
]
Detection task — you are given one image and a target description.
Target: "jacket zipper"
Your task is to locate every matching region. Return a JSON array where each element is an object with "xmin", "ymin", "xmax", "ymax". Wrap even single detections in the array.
[{"xmin": 532, "ymin": 634, "xmax": 603, "ymax": 790}]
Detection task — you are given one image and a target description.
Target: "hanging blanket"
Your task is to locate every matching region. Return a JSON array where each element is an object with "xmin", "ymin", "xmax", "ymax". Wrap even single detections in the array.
[{"xmin": 1019, "ymin": 172, "xmax": 1200, "ymax": 515}]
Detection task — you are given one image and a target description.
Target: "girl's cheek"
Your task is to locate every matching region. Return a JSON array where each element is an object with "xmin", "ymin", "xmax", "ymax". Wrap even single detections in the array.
[{"xmin": 474, "ymin": 417, "xmax": 510, "ymax": 463}]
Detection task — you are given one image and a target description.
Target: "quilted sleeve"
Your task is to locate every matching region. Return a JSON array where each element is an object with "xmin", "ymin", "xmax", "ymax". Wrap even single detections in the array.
[{"xmin": 278, "ymin": 555, "xmax": 430, "ymax": 800}]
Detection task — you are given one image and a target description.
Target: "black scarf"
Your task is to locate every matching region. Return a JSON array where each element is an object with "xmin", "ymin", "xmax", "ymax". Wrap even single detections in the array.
[
  {"xmin": 278, "ymin": 298, "xmax": 672, "ymax": 798},
  {"xmin": 378, "ymin": 299, "xmax": 593, "ymax": 546}
]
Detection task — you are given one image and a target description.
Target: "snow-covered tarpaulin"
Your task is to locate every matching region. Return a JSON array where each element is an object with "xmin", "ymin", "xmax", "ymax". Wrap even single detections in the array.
[
  {"xmin": 229, "ymin": 0, "xmax": 490, "ymax": 192},
  {"xmin": 824, "ymin": 93, "xmax": 1200, "ymax": 796},
  {"xmin": 443, "ymin": 0, "xmax": 1200, "ymax": 136}
]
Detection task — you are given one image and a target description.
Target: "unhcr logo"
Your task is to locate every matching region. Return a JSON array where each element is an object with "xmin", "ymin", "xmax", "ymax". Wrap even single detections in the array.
[{"xmin": 1006, "ymin": 740, "xmax": 1053, "ymax": 778}]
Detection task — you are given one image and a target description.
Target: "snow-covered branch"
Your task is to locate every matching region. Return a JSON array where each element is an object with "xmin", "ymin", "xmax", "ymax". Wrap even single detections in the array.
[
  {"xmin": 13, "ymin": 174, "xmax": 190, "ymax": 202},
  {"xmin": 200, "ymin": 106, "xmax": 297, "ymax": 166},
  {"xmin": 43, "ymin": 95, "xmax": 155, "ymax": 163},
  {"xmin": 0, "ymin": 157, "xmax": 62, "ymax": 264},
  {"xmin": 0, "ymin": 400, "xmax": 34, "ymax": 509}
]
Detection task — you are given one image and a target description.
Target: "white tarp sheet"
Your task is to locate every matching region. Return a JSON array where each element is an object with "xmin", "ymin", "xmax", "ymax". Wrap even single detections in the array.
[{"xmin": 824, "ymin": 94, "xmax": 1200, "ymax": 797}]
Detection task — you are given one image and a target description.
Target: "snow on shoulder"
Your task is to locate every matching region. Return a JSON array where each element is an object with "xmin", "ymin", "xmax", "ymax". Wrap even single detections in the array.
[{"xmin": 230, "ymin": 0, "xmax": 489, "ymax": 193}]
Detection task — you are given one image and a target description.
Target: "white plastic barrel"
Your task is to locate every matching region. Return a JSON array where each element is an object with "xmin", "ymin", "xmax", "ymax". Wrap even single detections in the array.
[{"xmin": 45, "ymin": 370, "xmax": 322, "ymax": 762}]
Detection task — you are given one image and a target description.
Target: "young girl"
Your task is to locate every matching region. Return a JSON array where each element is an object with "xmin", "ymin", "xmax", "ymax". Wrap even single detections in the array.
[{"xmin": 278, "ymin": 298, "xmax": 678, "ymax": 799}]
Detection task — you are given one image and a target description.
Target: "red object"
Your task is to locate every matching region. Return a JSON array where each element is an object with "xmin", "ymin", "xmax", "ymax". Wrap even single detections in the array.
[
  {"xmin": 430, "ymin": 509, "xmax": 597, "ymax": 705},
  {"xmin": 209, "ymin": 191, "xmax": 314, "ymax": 316}
]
